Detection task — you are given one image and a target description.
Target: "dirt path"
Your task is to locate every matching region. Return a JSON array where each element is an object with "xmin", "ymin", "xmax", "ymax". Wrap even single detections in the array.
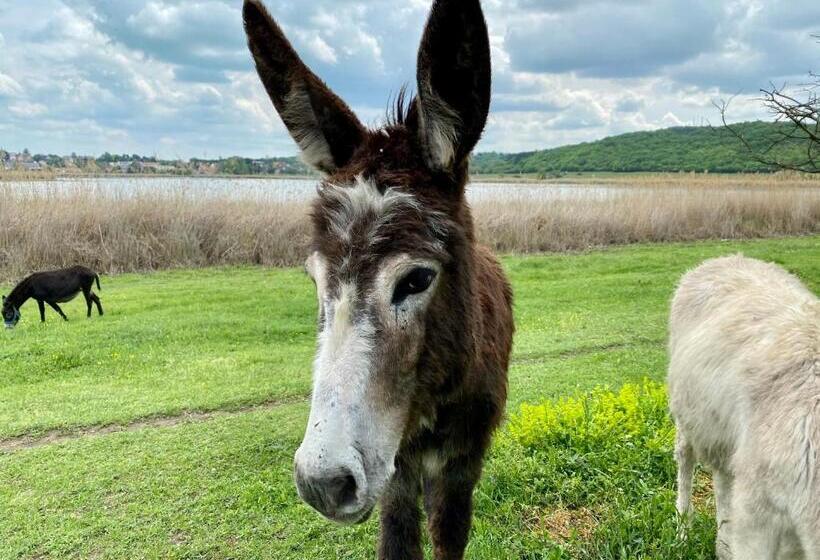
[{"xmin": 0, "ymin": 395, "xmax": 306, "ymax": 454}]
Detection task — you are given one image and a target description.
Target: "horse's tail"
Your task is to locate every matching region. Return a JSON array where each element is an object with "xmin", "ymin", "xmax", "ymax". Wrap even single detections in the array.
[{"xmin": 95, "ymin": 274, "xmax": 101, "ymax": 291}]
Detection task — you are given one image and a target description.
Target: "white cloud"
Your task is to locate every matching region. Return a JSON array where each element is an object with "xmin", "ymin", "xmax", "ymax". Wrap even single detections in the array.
[
  {"xmin": 299, "ymin": 33, "xmax": 338, "ymax": 65},
  {"xmin": 8, "ymin": 101, "xmax": 48, "ymax": 117},
  {"xmin": 0, "ymin": 72, "xmax": 23, "ymax": 97},
  {"xmin": 127, "ymin": 2, "xmax": 179, "ymax": 38}
]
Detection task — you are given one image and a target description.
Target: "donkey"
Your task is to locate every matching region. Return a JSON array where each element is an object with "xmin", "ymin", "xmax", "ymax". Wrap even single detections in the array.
[
  {"xmin": 2, "ymin": 265, "xmax": 103, "ymax": 328},
  {"xmin": 669, "ymin": 255, "xmax": 819, "ymax": 559},
  {"xmin": 243, "ymin": 0, "xmax": 513, "ymax": 557}
]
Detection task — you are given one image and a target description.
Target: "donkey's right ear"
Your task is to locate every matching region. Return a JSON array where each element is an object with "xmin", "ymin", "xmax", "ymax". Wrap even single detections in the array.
[{"xmin": 243, "ymin": 0, "xmax": 366, "ymax": 174}]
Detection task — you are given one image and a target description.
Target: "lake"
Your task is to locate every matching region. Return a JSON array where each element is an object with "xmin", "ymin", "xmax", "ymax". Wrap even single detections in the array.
[
  {"xmin": 5, "ymin": 175, "xmax": 813, "ymax": 205},
  {"xmin": 1, "ymin": 176, "xmax": 627, "ymax": 203}
]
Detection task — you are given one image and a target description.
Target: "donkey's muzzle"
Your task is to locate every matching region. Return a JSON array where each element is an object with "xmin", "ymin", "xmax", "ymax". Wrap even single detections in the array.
[{"xmin": 294, "ymin": 464, "xmax": 369, "ymax": 524}]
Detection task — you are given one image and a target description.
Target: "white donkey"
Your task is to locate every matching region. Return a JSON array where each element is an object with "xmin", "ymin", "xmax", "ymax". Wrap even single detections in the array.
[{"xmin": 668, "ymin": 255, "xmax": 819, "ymax": 559}]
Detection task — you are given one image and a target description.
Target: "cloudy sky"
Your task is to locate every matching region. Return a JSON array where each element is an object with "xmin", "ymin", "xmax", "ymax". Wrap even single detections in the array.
[{"xmin": 0, "ymin": 0, "xmax": 818, "ymax": 158}]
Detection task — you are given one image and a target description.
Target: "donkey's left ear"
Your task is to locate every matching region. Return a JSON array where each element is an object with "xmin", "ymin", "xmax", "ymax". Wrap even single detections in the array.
[
  {"xmin": 243, "ymin": 0, "xmax": 366, "ymax": 175},
  {"xmin": 415, "ymin": 0, "xmax": 491, "ymax": 173}
]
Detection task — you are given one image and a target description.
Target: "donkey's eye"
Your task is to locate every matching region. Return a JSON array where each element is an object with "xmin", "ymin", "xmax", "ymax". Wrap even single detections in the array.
[{"xmin": 392, "ymin": 267, "xmax": 437, "ymax": 305}]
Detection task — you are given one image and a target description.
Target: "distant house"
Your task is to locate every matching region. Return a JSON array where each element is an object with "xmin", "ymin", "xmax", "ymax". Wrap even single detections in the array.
[
  {"xmin": 21, "ymin": 161, "xmax": 45, "ymax": 171},
  {"xmin": 196, "ymin": 162, "xmax": 219, "ymax": 175}
]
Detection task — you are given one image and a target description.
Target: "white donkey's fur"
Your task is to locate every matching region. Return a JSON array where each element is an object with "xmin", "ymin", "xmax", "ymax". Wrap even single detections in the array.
[{"xmin": 668, "ymin": 255, "xmax": 819, "ymax": 560}]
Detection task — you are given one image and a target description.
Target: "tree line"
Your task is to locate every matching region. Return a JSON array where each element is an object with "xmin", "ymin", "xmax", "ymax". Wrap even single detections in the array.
[{"xmin": 470, "ymin": 121, "xmax": 813, "ymax": 175}]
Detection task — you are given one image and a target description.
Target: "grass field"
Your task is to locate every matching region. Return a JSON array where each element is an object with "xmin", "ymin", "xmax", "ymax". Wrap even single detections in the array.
[{"xmin": 1, "ymin": 237, "xmax": 818, "ymax": 559}]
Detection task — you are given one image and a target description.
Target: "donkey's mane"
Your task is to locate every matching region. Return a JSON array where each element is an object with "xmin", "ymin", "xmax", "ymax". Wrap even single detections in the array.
[
  {"xmin": 6, "ymin": 275, "xmax": 31, "ymax": 303},
  {"xmin": 385, "ymin": 86, "xmax": 418, "ymax": 128}
]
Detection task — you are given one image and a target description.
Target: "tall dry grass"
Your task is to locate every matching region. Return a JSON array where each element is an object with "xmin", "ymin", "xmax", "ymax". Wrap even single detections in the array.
[
  {"xmin": 474, "ymin": 186, "xmax": 820, "ymax": 253},
  {"xmin": 0, "ymin": 186, "xmax": 310, "ymax": 280},
  {"xmin": 0, "ymin": 177, "xmax": 818, "ymax": 280}
]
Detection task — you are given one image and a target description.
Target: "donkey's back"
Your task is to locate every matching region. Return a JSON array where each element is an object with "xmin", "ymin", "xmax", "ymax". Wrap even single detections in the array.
[{"xmin": 25, "ymin": 266, "xmax": 100, "ymax": 301}]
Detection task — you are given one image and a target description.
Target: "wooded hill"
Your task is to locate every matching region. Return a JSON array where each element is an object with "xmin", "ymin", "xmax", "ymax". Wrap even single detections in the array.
[{"xmin": 471, "ymin": 121, "xmax": 805, "ymax": 174}]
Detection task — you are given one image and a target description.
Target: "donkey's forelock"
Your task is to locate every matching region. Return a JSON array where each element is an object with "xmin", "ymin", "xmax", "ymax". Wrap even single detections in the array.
[
  {"xmin": 313, "ymin": 176, "xmax": 450, "ymax": 265},
  {"xmin": 319, "ymin": 177, "xmax": 421, "ymax": 242}
]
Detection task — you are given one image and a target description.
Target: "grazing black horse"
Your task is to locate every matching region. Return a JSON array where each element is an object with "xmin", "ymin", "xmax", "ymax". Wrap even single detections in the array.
[{"xmin": 2, "ymin": 266, "xmax": 103, "ymax": 328}]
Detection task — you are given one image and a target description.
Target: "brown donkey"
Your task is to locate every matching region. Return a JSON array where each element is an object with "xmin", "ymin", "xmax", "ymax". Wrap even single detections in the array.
[{"xmin": 243, "ymin": 0, "xmax": 513, "ymax": 557}]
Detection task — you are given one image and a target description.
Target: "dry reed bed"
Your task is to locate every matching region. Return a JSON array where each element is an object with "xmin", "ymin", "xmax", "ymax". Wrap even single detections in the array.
[
  {"xmin": 475, "ymin": 186, "xmax": 820, "ymax": 253},
  {"xmin": 0, "ymin": 181, "xmax": 818, "ymax": 280}
]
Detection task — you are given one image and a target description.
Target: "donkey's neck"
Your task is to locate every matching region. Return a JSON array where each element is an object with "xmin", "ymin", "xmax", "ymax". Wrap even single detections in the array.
[{"xmin": 6, "ymin": 280, "xmax": 32, "ymax": 308}]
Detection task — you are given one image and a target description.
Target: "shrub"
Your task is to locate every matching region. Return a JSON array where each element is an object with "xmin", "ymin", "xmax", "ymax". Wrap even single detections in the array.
[
  {"xmin": 509, "ymin": 381, "xmax": 672, "ymax": 453},
  {"xmin": 504, "ymin": 381, "xmax": 675, "ymax": 504},
  {"xmin": 479, "ymin": 381, "xmax": 717, "ymax": 559}
]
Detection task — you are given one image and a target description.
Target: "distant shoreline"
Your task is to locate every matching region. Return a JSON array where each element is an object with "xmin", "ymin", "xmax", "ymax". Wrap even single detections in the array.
[{"xmin": 4, "ymin": 170, "xmax": 820, "ymax": 185}]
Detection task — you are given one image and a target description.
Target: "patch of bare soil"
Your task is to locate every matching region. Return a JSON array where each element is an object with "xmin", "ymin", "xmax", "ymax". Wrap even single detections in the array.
[
  {"xmin": 0, "ymin": 395, "xmax": 305, "ymax": 454},
  {"xmin": 523, "ymin": 505, "xmax": 600, "ymax": 543}
]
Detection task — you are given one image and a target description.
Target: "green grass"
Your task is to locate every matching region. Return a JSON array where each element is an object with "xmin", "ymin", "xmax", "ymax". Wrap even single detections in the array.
[
  {"xmin": 0, "ymin": 267, "xmax": 315, "ymax": 439},
  {"xmin": 1, "ymin": 236, "xmax": 818, "ymax": 559}
]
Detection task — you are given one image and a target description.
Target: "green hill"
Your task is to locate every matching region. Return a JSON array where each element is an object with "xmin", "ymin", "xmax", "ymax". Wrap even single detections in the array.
[{"xmin": 472, "ymin": 121, "xmax": 806, "ymax": 174}]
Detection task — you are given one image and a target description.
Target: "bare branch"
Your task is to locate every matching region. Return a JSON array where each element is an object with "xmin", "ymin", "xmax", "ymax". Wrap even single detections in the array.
[{"xmin": 718, "ymin": 69, "xmax": 820, "ymax": 174}]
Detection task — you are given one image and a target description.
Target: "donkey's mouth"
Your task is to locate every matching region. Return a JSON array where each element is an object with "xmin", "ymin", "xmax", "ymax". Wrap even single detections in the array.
[
  {"xmin": 330, "ymin": 502, "xmax": 375, "ymax": 525},
  {"xmin": 353, "ymin": 504, "xmax": 375, "ymax": 524}
]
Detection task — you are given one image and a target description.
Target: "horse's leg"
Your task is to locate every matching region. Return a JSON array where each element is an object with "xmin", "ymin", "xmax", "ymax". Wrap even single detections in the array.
[
  {"xmin": 47, "ymin": 301, "xmax": 68, "ymax": 321},
  {"xmin": 423, "ymin": 453, "xmax": 483, "ymax": 560},
  {"xmin": 37, "ymin": 300, "xmax": 45, "ymax": 322},
  {"xmin": 378, "ymin": 453, "xmax": 422, "ymax": 560}
]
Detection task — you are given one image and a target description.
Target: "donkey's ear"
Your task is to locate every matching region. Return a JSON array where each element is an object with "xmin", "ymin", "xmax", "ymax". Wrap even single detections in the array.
[
  {"xmin": 415, "ymin": 0, "xmax": 491, "ymax": 173},
  {"xmin": 243, "ymin": 0, "xmax": 366, "ymax": 174}
]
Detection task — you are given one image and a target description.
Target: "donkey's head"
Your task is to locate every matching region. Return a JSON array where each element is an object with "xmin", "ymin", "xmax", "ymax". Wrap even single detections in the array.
[
  {"xmin": 2, "ymin": 296, "xmax": 20, "ymax": 329},
  {"xmin": 244, "ymin": 0, "xmax": 491, "ymax": 523}
]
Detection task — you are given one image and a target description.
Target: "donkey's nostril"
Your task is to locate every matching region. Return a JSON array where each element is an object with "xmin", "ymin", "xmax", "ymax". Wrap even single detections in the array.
[
  {"xmin": 335, "ymin": 473, "xmax": 358, "ymax": 508},
  {"xmin": 323, "ymin": 471, "xmax": 358, "ymax": 511}
]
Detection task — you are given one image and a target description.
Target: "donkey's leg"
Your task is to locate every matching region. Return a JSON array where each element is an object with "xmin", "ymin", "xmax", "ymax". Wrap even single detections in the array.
[
  {"xmin": 675, "ymin": 431, "xmax": 697, "ymax": 542},
  {"xmin": 91, "ymin": 293, "xmax": 103, "ymax": 316},
  {"xmin": 47, "ymin": 301, "xmax": 68, "ymax": 321},
  {"xmin": 82, "ymin": 289, "xmax": 93, "ymax": 318},
  {"xmin": 378, "ymin": 453, "xmax": 422, "ymax": 560},
  {"xmin": 730, "ymin": 480, "xmax": 781, "ymax": 560},
  {"xmin": 714, "ymin": 469, "xmax": 734, "ymax": 560},
  {"xmin": 37, "ymin": 300, "xmax": 46, "ymax": 322},
  {"xmin": 423, "ymin": 454, "xmax": 483, "ymax": 560},
  {"xmin": 675, "ymin": 431, "xmax": 696, "ymax": 519}
]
